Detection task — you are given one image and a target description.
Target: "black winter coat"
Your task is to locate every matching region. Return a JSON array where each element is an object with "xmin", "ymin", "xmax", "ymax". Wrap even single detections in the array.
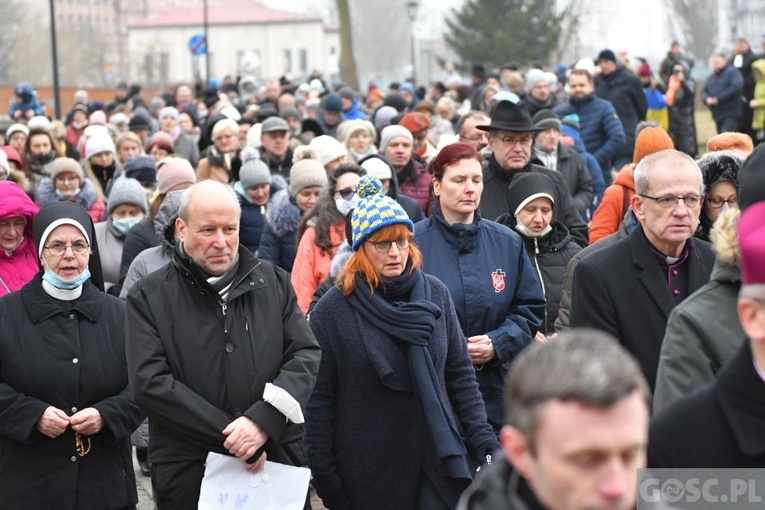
[
  {"xmin": 496, "ymin": 217, "xmax": 582, "ymax": 335},
  {"xmin": 307, "ymin": 275, "xmax": 499, "ymax": 510},
  {"xmin": 667, "ymin": 77, "xmax": 698, "ymax": 157},
  {"xmin": 649, "ymin": 341, "xmax": 765, "ymax": 468},
  {"xmin": 126, "ymin": 246, "xmax": 321, "ymax": 464},
  {"xmin": 595, "ymin": 67, "xmax": 648, "ymax": 158},
  {"xmin": 237, "ymin": 193, "xmax": 267, "ymax": 255},
  {"xmin": 702, "ymin": 64, "xmax": 744, "ymax": 122},
  {"xmin": 0, "ymin": 276, "xmax": 143, "ymax": 510},
  {"xmin": 118, "ymin": 215, "xmax": 159, "ymax": 285},
  {"xmin": 533, "ymin": 144, "xmax": 594, "ymax": 217},
  {"xmin": 570, "ymin": 225, "xmax": 715, "ymax": 388},
  {"xmin": 480, "ymin": 156, "xmax": 589, "ymax": 248}
]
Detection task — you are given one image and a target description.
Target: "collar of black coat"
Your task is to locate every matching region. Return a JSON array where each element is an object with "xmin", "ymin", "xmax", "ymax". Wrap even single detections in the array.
[
  {"xmin": 21, "ymin": 271, "xmax": 100, "ymax": 323},
  {"xmin": 172, "ymin": 243, "xmax": 263, "ymax": 303},
  {"xmin": 715, "ymin": 341, "xmax": 765, "ymax": 456},
  {"xmin": 486, "ymin": 153, "xmax": 534, "ymax": 185}
]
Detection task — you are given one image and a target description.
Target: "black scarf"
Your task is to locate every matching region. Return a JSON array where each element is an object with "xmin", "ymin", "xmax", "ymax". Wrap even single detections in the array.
[
  {"xmin": 174, "ymin": 242, "xmax": 240, "ymax": 303},
  {"xmin": 347, "ymin": 266, "xmax": 471, "ymax": 480}
]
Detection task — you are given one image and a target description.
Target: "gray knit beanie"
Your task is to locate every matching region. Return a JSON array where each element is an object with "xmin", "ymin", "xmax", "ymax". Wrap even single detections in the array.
[
  {"xmin": 107, "ymin": 177, "xmax": 149, "ymax": 215},
  {"xmin": 379, "ymin": 125, "xmax": 413, "ymax": 153},
  {"xmin": 239, "ymin": 147, "xmax": 271, "ymax": 189}
]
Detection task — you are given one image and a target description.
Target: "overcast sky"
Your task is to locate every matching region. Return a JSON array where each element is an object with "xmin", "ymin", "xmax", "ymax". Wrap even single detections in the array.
[{"xmin": 263, "ymin": 0, "xmax": 679, "ymax": 67}]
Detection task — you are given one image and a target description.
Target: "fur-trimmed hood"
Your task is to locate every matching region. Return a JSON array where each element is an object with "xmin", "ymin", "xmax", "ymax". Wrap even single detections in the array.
[
  {"xmin": 698, "ymin": 150, "xmax": 742, "ymax": 191},
  {"xmin": 329, "ymin": 241, "xmax": 353, "ymax": 278},
  {"xmin": 154, "ymin": 191, "xmax": 183, "ymax": 254},
  {"xmin": 36, "ymin": 176, "xmax": 99, "ymax": 210},
  {"xmin": 265, "ymin": 188, "xmax": 302, "ymax": 237},
  {"xmin": 710, "ymin": 207, "xmax": 740, "ymax": 268}
]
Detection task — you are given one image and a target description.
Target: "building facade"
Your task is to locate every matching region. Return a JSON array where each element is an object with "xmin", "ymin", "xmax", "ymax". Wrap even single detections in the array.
[{"xmin": 128, "ymin": 0, "xmax": 339, "ymax": 87}]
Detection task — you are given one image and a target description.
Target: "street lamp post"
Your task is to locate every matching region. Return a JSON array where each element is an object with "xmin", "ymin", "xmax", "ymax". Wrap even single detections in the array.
[
  {"xmin": 406, "ymin": 0, "xmax": 419, "ymax": 84},
  {"xmin": 49, "ymin": 0, "xmax": 61, "ymax": 119}
]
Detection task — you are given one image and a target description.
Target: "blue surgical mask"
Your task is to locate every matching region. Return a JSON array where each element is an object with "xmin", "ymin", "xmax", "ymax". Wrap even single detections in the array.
[
  {"xmin": 42, "ymin": 266, "xmax": 91, "ymax": 290},
  {"xmin": 112, "ymin": 217, "xmax": 142, "ymax": 235},
  {"xmin": 335, "ymin": 194, "xmax": 360, "ymax": 216}
]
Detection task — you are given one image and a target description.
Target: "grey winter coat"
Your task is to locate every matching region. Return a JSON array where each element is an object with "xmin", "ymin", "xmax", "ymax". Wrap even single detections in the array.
[
  {"xmin": 173, "ymin": 132, "xmax": 200, "ymax": 168},
  {"xmin": 94, "ymin": 219, "xmax": 126, "ymax": 293},
  {"xmin": 119, "ymin": 192, "xmax": 182, "ymax": 299},
  {"xmin": 653, "ymin": 209, "xmax": 744, "ymax": 413}
]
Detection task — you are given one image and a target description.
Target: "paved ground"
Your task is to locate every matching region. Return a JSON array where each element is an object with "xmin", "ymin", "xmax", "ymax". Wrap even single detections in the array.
[{"xmin": 132, "ymin": 448, "xmax": 326, "ymax": 509}]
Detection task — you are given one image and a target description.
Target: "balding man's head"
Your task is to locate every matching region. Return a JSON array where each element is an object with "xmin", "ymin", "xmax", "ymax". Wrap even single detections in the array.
[{"xmin": 177, "ymin": 181, "xmax": 241, "ymax": 275}]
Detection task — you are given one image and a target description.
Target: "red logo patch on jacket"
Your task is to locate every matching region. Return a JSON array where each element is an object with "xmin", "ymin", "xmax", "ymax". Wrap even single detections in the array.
[{"xmin": 491, "ymin": 269, "xmax": 506, "ymax": 293}]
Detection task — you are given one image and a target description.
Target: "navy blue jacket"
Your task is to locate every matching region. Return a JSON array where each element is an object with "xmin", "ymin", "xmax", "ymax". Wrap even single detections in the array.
[
  {"xmin": 236, "ymin": 191, "xmax": 266, "ymax": 255},
  {"xmin": 259, "ymin": 189, "xmax": 301, "ymax": 272},
  {"xmin": 553, "ymin": 93, "xmax": 625, "ymax": 177},
  {"xmin": 415, "ymin": 209, "xmax": 545, "ymax": 431},
  {"xmin": 702, "ymin": 64, "xmax": 744, "ymax": 122},
  {"xmin": 595, "ymin": 67, "xmax": 648, "ymax": 158},
  {"xmin": 567, "ymin": 129, "xmax": 606, "ymax": 219}
]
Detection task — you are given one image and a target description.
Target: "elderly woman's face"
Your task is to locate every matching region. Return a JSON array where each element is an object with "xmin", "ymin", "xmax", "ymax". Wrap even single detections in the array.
[
  {"xmin": 516, "ymin": 197, "xmax": 553, "ymax": 235},
  {"xmin": 0, "ymin": 216, "xmax": 26, "ymax": 252},
  {"xmin": 362, "ymin": 231, "xmax": 411, "ymax": 278},
  {"xmin": 215, "ymin": 129, "xmax": 239, "ymax": 153},
  {"xmin": 41, "ymin": 224, "xmax": 90, "ymax": 280}
]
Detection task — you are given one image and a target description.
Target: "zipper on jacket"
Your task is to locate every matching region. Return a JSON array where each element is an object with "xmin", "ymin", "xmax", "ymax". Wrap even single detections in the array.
[
  {"xmin": 221, "ymin": 302, "xmax": 228, "ymax": 334},
  {"xmin": 531, "ymin": 242, "xmax": 548, "ymax": 332}
]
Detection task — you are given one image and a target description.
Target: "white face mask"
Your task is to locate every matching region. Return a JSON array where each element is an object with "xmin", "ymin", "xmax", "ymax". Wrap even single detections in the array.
[{"xmin": 335, "ymin": 194, "xmax": 360, "ymax": 216}]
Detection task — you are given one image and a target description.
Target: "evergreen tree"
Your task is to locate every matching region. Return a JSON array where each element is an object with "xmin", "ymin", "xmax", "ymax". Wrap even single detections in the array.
[{"xmin": 444, "ymin": 0, "xmax": 573, "ymax": 69}]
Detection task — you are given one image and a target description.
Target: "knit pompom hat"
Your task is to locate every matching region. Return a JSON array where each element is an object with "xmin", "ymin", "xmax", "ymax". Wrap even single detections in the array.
[
  {"xmin": 309, "ymin": 135, "xmax": 347, "ymax": 166},
  {"xmin": 289, "ymin": 146, "xmax": 327, "ymax": 196},
  {"xmin": 107, "ymin": 177, "xmax": 149, "ymax": 215},
  {"xmin": 350, "ymin": 175, "xmax": 413, "ymax": 251},
  {"xmin": 238, "ymin": 147, "xmax": 271, "ymax": 189},
  {"xmin": 633, "ymin": 126, "xmax": 674, "ymax": 165}
]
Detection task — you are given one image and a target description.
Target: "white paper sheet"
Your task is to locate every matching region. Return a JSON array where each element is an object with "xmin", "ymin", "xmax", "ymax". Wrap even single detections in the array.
[{"xmin": 198, "ymin": 452, "xmax": 311, "ymax": 510}]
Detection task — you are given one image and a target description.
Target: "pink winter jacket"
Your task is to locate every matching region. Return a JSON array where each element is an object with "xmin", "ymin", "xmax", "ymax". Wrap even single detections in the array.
[
  {"xmin": 0, "ymin": 181, "xmax": 39, "ymax": 296},
  {"xmin": 291, "ymin": 222, "xmax": 346, "ymax": 314}
]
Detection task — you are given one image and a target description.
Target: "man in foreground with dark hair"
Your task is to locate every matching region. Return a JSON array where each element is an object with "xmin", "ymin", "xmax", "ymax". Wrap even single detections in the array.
[{"xmin": 458, "ymin": 329, "xmax": 650, "ymax": 510}]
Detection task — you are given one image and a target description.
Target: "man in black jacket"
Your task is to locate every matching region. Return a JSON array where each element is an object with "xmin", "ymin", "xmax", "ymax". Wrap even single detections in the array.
[
  {"xmin": 126, "ymin": 180, "xmax": 320, "ymax": 509},
  {"xmin": 477, "ymin": 100, "xmax": 589, "ymax": 247},
  {"xmin": 458, "ymin": 329, "xmax": 651, "ymax": 510},
  {"xmin": 570, "ymin": 150, "xmax": 715, "ymax": 389},
  {"xmin": 649, "ymin": 201, "xmax": 765, "ymax": 468},
  {"xmin": 595, "ymin": 49, "xmax": 648, "ymax": 172}
]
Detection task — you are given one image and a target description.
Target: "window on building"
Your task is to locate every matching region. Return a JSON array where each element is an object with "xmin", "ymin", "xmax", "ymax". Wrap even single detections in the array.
[
  {"xmin": 299, "ymin": 49, "xmax": 307, "ymax": 73},
  {"xmin": 284, "ymin": 49, "xmax": 292, "ymax": 73}
]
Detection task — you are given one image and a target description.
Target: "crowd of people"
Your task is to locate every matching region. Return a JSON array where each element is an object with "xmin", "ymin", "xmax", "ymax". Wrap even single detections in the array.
[{"xmin": 1, "ymin": 39, "xmax": 765, "ymax": 510}]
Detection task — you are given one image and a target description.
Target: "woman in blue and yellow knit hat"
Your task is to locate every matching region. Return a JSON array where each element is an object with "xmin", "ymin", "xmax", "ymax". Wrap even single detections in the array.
[{"xmin": 305, "ymin": 174, "xmax": 499, "ymax": 510}]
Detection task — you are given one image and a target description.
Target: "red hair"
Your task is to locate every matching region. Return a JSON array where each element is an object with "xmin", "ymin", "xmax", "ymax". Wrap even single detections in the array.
[
  {"xmin": 339, "ymin": 224, "xmax": 421, "ymax": 296},
  {"xmin": 432, "ymin": 142, "xmax": 482, "ymax": 182}
]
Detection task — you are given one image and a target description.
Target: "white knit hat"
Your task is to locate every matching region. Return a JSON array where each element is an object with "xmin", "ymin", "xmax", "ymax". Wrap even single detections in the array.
[
  {"xmin": 85, "ymin": 132, "xmax": 115, "ymax": 161},
  {"xmin": 309, "ymin": 135, "xmax": 347, "ymax": 167}
]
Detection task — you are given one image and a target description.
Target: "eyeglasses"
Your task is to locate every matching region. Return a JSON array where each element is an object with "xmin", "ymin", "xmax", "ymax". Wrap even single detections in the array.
[
  {"xmin": 55, "ymin": 175, "xmax": 80, "ymax": 183},
  {"xmin": 44, "ymin": 241, "xmax": 90, "ymax": 256},
  {"xmin": 638, "ymin": 194, "xmax": 703, "ymax": 209},
  {"xmin": 493, "ymin": 135, "xmax": 533, "ymax": 148},
  {"xmin": 366, "ymin": 237, "xmax": 412, "ymax": 253},
  {"xmin": 335, "ymin": 187, "xmax": 357, "ymax": 199},
  {"xmin": 706, "ymin": 196, "xmax": 737, "ymax": 208}
]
